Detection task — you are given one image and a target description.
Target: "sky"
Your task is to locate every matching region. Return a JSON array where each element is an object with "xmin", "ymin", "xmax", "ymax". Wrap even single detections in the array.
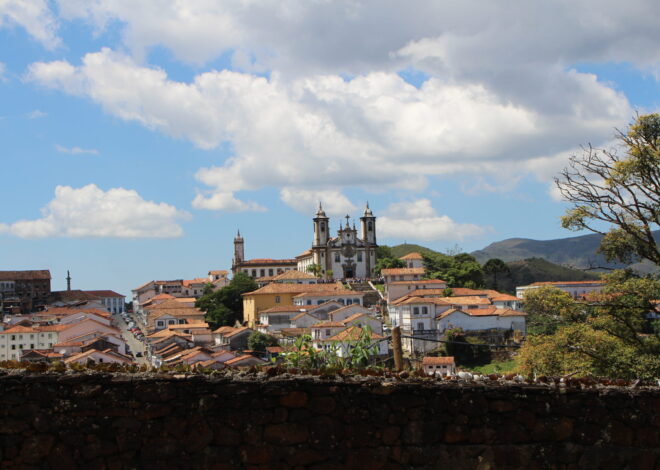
[{"xmin": 1, "ymin": 1, "xmax": 660, "ymax": 297}]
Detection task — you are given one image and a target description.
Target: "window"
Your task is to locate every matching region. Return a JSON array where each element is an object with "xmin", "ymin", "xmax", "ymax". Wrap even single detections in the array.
[
  {"xmin": 275, "ymin": 296, "xmax": 281, "ymax": 303},
  {"xmin": 306, "ymin": 300, "xmax": 312, "ymax": 305},
  {"xmin": 368, "ymin": 221, "xmax": 373, "ymax": 231},
  {"xmin": 269, "ymin": 269, "xmax": 274, "ymax": 276},
  {"xmin": 357, "ymin": 252, "xmax": 362, "ymax": 262},
  {"xmin": 335, "ymin": 253, "xmax": 340, "ymax": 262},
  {"xmin": 10, "ymin": 335, "xmax": 15, "ymax": 341},
  {"xmin": 11, "ymin": 345, "xmax": 15, "ymax": 350},
  {"xmin": 260, "ymin": 269, "xmax": 266, "ymax": 277},
  {"xmin": 325, "ymin": 329, "xmax": 331, "ymax": 336},
  {"xmin": 320, "ymin": 223, "xmax": 325, "ymax": 232},
  {"xmin": 413, "ymin": 307, "xmax": 419, "ymax": 315},
  {"xmin": 157, "ymin": 321, "xmax": 164, "ymax": 327},
  {"xmin": 251, "ymin": 269, "xmax": 257, "ymax": 277},
  {"xmin": 30, "ymin": 344, "xmax": 34, "ymax": 349},
  {"xmin": 421, "ymin": 307, "xmax": 428, "ymax": 315},
  {"xmin": 353, "ymin": 299, "xmax": 360, "ymax": 305},
  {"xmin": 417, "ymin": 322, "xmax": 424, "ymax": 331}
]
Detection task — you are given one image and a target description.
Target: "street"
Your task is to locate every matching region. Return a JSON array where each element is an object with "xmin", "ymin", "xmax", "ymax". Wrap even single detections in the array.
[{"xmin": 114, "ymin": 312, "xmax": 148, "ymax": 365}]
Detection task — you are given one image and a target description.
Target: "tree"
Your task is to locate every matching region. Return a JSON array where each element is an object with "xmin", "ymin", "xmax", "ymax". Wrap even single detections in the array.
[
  {"xmin": 195, "ymin": 272, "xmax": 258, "ymax": 328},
  {"xmin": 483, "ymin": 258, "xmax": 511, "ymax": 291},
  {"xmin": 556, "ymin": 113, "xmax": 660, "ymax": 267},
  {"xmin": 423, "ymin": 252, "xmax": 484, "ymax": 288},
  {"xmin": 306, "ymin": 263, "xmax": 323, "ymax": 278},
  {"xmin": 247, "ymin": 331, "xmax": 279, "ymax": 352},
  {"xmin": 374, "ymin": 257, "xmax": 405, "ymax": 275},
  {"xmin": 518, "ymin": 272, "xmax": 660, "ymax": 380},
  {"xmin": 522, "ymin": 286, "xmax": 580, "ymax": 335}
]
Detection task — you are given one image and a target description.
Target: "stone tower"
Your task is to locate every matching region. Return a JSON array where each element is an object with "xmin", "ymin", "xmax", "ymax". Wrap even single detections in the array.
[{"xmin": 233, "ymin": 230, "xmax": 244, "ymax": 268}]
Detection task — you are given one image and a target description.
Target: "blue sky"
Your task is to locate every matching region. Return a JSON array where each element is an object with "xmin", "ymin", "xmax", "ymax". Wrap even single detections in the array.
[{"xmin": 1, "ymin": 1, "xmax": 659, "ymax": 296}]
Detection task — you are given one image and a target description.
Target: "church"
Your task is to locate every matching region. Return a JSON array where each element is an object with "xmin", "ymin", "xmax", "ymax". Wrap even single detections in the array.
[{"xmin": 296, "ymin": 203, "xmax": 378, "ymax": 280}]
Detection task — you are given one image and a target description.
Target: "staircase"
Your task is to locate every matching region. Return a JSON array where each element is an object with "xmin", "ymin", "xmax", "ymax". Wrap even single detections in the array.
[{"xmin": 348, "ymin": 281, "xmax": 383, "ymax": 308}]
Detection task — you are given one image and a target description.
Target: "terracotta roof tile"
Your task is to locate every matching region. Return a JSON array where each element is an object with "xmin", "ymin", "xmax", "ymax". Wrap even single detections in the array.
[
  {"xmin": 400, "ymin": 252, "xmax": 423, "ymax": 260},
  {"xmin": 382, "ymin": 267, "xmax": 425, "ymax": 276},
  {"xmin": 422, "ymin": 356, "xmax": 455, "ymax": 366}
]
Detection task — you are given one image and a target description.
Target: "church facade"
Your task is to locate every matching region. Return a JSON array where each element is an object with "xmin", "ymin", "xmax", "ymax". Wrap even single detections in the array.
[{"xmin": 296, "ymin": 203, "xmax": 378, "ymax": 280}]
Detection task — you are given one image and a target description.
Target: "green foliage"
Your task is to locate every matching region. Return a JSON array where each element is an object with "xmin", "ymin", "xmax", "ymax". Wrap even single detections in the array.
[
  {"xmin": 557, "ymin": 113, "xmax": 660, "ymax": 267},
  {"xmin": 443, "ymin": 329, "xmax": 491, "ymax": 366},
  {"xmin": 483, "ymin": 258, "xmax": 511, "ymax": 291},
  {"xmin": 280, "ymin": 327, "xmax": 381, "ymax": 371},
  {"xmin": 469, "ymin": 359, "xmax": 518, "ymax": 375},
  {"xmin": 375, "ymin": 257, "xmax": 406, "ymax": 275},
  {"xmin": 522, "ymin": 286, "xmax": 581, "ymax": 335},
  {"xmin": 195, "ymin": 272, "xmax": 258, "ymax": 328},
  {"xmin": 423, "ymin": 252, "xmax": 484, "ymax": 288},
  {"xmin": 247, "ymin": 331, "xmax": 279, "ymax": 352},
  {"xmin": 518, "ymin": 271, "xmax": 660, "ymax": 381},
  {"xmin": 306, "ymin": 263, "xmax": 323, "ymax": 278},
  {"xmin": 496, "ymin": 258, "xmax": 599, "ymax": 294}
]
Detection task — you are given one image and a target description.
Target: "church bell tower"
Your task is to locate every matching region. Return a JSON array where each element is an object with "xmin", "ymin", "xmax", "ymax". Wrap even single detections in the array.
[{"xmin": 233, "ymin": 230, "xmax": 244, "ymax": 272}]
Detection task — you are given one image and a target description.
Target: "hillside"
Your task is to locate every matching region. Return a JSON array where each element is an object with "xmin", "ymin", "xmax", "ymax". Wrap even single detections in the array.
[
  {"xmin": 385, "ymin": 243, "xmax": 601, "ymax": 294},
  {"xmin": 470, "ymin": 231, "xmax": 660, "ymax": 274},
  {"xmin": 495, "ymin": 258, "xmax": 600, "ymax": 294}
]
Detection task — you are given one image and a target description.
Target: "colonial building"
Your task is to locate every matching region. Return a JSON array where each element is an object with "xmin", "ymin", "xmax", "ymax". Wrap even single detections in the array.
[
  {"xmin": 0, "ymin": 270, "xmax": 51, "ymax": 314},
  {"xmin": 231, "ymin": 230, "xmax": 297, "ymax": 278},
  {"xmin": 296, "ymin": 203, "xmax": 378, "ymax": 280}
]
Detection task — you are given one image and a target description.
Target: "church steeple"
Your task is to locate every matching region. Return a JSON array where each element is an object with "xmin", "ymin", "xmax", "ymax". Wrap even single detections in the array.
[
  {"xmin": 313, "ymin": 202, "xmax": 329, "ymax": 246},
  {"xmin": 66, "ymin": 270, "xmax": 71, "ymax": 291},
  {"xmin": 233, "ymin": 230, "xmax": 245, "ymax": 269}
]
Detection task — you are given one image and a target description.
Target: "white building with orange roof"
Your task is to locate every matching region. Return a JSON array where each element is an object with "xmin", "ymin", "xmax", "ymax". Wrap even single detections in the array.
[
  {"xmin": 381, "ymin": 267, "xmax": 425, "ymax": 284},
  {"xmin": 182, "ymin": 278, "xmax": 210, "ymax": 298},
  {"xmin": 516, "ymin": 280, "xmax": 606, "ymax": 299},
  {"xmin": 64, "ymin": 348, "xmax": 133, "ymax": 365},
  {"xmin": 316, "ymin": 326, "xmax": 388, "ymax": 357},
  {"xmin": 400, "ymin": 252, "xmax": 424, "ymax": 269},
  {"xmin": 84, "ymin": 290, "xmax": 126, "ymax": 314},
  {"xmin": 422, "ymin": 356, "xmax": 456, "ymax": 376},
  {"xmin": 436, "ymin": 307, "xmax": 527, "ymax": 334},
  {"xmin": 0, "ymin": 324, "xmax": 66, "ymax": 360},
  {"xmin": 293, "ymin": 290, "xmax": 365, "ymax": 308},
  {"xmin": 386, "ymin": 279, "xmax": 448, "ymax": 303}
]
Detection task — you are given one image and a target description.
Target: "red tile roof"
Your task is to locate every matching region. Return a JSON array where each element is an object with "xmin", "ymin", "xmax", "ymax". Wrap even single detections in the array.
[
  {"xmin": 84, "ymin": 290, "xmax": 124, "ymax": 298},
  {"xmin": 0, "ymin": 270, "xmax": 51, "ymax": 281},
  {"xmin": 382, "ymin": 267, "xmax": 425, "ymax": 276},
  {"xmin": 422, "ymin": 356, "xmax": 455, "ymax": 366},
  {"xmin": 400, "ymin": 252, "xmax": 423, "ymax": 260}
]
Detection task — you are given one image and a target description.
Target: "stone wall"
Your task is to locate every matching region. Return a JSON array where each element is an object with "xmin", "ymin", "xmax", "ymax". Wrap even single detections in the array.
[{"xmin": 0, "ymin": 373, "xmax": 658, "ymax": 469}]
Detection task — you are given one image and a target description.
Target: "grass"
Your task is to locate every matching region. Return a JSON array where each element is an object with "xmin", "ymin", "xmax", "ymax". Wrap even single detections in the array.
[
  {"xmin": 374, "ymin": 284, "xmax": 385, "ymax": 293},
  {"xmin": 469, "ymin": 359, "xmax": 518, "ymax": 375}
]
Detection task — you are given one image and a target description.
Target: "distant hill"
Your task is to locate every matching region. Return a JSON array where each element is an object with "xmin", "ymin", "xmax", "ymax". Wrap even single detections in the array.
[
  {"xmin": 385, "ymin": 243, "xmax": 601, "ymax": 294},
  {"xmin": 495, "ymin": 258, "xmax": 599, "ymax": 294},
  {"xmin": 471, "ymin": 231, "xmax": 660, "ymax": 274}
]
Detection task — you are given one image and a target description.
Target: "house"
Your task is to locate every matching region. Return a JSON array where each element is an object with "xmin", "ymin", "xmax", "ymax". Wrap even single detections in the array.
[
  {"xmin": 340, "ymin": 313, "xmax": 383, "ymax": 334},
  {"xmin": 422, "ymin": 356, "xmax": 456, "ymax": 376},
  {"xmin": 327, "ymin": 304, "xmax": 374, "ymax": 323},
  {"xmin": 316, "ymin": 326, "xmax": 388, "ymax": 357},
  {"xmin": 208, "ymin": 270, "xmax": 229, "ymax": 290},
  {"xmin": 0, "ymin": 324, "xmax": 68, "ymax": 360},
  {"xmin": 84, "ymin": 290, "xmax": 126, "ymax": 314},
  {"xmin": 242, "ymin": 282, "xmax": 352, "ymax": 328},
  {"xmin": 293, "ymin": 290, "xmax": 365, "ymax": 308},
  {"xmin": 0, "ymin": 270, "xmax": 51, "ymax": 314},
  {"xmin": 400, "ymin": 252, "xmax": 424, "ymax": 269},
  {"xmin": 436, "ymin": 307, "xmax": 527, "ymax": 334},
  {"xmin": 516, "ymin": 280, "xmax": 606, "ymax": 300},
  {"xmin": 258, "ymin": 305, "xmax": 303, "ymax": 333},
  {"xmin": 290, "ymin": 311, "xmax": 321, "ymax": 329},
  {"xmin": 386, "ymin": 279, "xmax": 447, "ymax": 303},
  {"xmin": 225, "ymin": 354, "xmax": 267, "ymax": 367},
  {"xmin": 182, "ymin": 279, "xmax": 209, "ymax": 298},
  {"xmin": 64, "ymin": 348, "xmax": 133, "ymax": 365},
  {"xmin": 381, "ymin": 267, "xmax": 425, "ymax": 284},
  {"xmin": 212, "ymin": 326, "xmax": 253, "ymax": 350},
  {"xmin": 20, "ymin": 349, "xmax": 64, "ymax": 363}
]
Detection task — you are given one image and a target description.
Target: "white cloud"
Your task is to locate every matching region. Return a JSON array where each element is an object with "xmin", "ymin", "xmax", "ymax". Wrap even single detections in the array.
[
  {"xmin": 279, "ymin": 188, "xmax": 356, "ymax": 217},
  {"xmin": 1, "ymin": 184, "xmax": 190, "ymax": 238},
  {"xmin": 0, "ymin": 0, "xmax": 60, "ymax": 48},
  {"xmin": 26, "ymin": 49, "xmax": 632, "ymax": 212},
  {"xmin": 378, "ymin": 199, "xmax": 487, "ymax": 242},
  {"xmin": 55, "ymin": 144, "xmax": 99, "ymax": 155},
  {"xmin": 27, "ymin": 109, "xmax": 47, "ymax": 119}
]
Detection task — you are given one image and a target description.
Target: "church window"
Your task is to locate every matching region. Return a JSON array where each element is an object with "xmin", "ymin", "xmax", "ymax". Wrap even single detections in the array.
[
  {"xmin": 335, "ymin": 253, "xmax": 340, "ymax": 262},
  {"xmin": 357, "ymin": 252, "xmax": 362, "ymax": 262},
  {"xmin": 320, "ymin": 223, "xmax": 325, "ymax": 232},
  {"xmin": 368, "ymin": 222, "xmax": 373, "ymax": 231}
]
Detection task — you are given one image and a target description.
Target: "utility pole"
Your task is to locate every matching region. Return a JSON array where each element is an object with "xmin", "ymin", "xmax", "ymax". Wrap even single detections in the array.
[{"xmin": 391, "ymin": 326, "xmax": 403, "ymax": 371}]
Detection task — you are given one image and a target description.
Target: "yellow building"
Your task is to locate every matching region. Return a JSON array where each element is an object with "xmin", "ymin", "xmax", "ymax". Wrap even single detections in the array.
[{"xmin": 242, "ymin": 282, "xmax": 351, "ymax": 328}]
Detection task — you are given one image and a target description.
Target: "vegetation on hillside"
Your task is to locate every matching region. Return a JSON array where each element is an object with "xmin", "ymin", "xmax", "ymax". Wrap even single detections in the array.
[{"xmin": 195, "ymin": 272, "xmax": 258, "ymax": 328}]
